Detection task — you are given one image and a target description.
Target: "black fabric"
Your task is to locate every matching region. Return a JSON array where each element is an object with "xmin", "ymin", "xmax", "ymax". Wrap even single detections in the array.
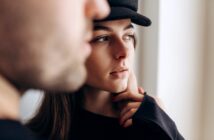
[
  {"xmin": 0, "ymin": 120, "xmax": 45, "ymax": 140},
  {"xmin": 95, "ymin": 0, "xmax": 151, "ymax": 26},
  {"xmin": 133, "ymin": 95, "xmax": 185, "ymax": 140},
  {"xmin": 70, "ymin": 94, "xmax": 185, "ymax": 140},
  {"xmin": 108, "ymin": 0, "xmax": 138, "ymax": 11}
]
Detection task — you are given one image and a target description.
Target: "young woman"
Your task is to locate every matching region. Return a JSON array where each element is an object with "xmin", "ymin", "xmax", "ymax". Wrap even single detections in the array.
[{"xmin": 27, "ymin": 1, "xmax": 184, "ymax": 140}]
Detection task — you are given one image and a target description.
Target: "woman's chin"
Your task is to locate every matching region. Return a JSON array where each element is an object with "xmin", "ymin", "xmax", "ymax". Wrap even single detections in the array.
[{"xmin": 109, "ymin": 82, "xmax": 128, "ymax": 93}]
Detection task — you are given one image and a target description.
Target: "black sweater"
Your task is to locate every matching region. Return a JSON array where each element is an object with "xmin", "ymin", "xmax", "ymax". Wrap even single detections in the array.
[
  {"xmin": 71, "ymin": 95, "xmax": 185, "ymax": 140},
  {"xmin": 0, "ymin": 120, "xmax": 45, "ymax": 140}
]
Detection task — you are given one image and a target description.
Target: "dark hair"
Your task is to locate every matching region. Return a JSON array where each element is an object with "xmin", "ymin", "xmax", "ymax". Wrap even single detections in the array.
[{"xmin": 26, "ymin": 92, "xmax": 77, "ymax": 140}]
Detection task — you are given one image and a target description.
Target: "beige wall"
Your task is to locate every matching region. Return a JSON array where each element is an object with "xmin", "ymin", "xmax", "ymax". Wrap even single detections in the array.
[
  {"xmin": 202, "ymin": 0, "xmax": 214, "ymax": 139},
  {"xmin": 136, "ymin": 0, "xmax": 159, "ymax": 96},
  {"xmin": 138, "ymin": 0, "xmax": 213, "ymax": 139},
  {"xmin": 157, "ymin": 0, "xmax": 206, "ymax": 139}
]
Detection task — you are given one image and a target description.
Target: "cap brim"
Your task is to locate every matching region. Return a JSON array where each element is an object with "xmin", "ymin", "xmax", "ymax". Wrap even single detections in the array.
[{"xmin": 96, "ymin": 7, "xmax": 152, "ymax": 27}]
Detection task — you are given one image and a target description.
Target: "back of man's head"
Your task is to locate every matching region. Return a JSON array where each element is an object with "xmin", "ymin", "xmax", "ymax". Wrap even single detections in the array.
[
  {"xmin": 0, "ymin": 0, "xmax": 110, "ymax": 92},
  {"xmin": 0, "ymin": 0, "xmax": 61, "ymax": 90}
]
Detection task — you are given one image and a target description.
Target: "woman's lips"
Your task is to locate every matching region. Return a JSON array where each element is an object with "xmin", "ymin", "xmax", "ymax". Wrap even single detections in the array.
[{"xmin": 110, "ymin": 69, "xmax": 129, "ymax": 78}]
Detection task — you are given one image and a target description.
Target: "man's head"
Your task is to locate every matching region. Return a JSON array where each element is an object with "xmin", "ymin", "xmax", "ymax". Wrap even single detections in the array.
[{"xmin": 0, "ymin": 0, "xmax": 109, "ymax": 92}]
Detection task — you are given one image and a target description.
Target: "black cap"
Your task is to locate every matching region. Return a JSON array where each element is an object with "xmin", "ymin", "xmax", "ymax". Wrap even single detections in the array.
[{"xmin": 95, "ymin": 0, "xmax": 151, "ymax": 26}]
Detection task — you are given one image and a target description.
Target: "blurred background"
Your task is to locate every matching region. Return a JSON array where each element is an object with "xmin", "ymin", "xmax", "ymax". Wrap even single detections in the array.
[{"xmin": 20, "ymin": 0, "xmax": 214, "ymax": 140}]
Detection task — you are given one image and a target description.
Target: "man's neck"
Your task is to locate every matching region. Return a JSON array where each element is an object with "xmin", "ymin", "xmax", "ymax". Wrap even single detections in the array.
[
  {"xmin": 0, "ymin": 74, "xmax": 21, "ymax": 121},
  {"xmin": 83, "ymin": 87, "xmax": 120, "ymax": 118}
]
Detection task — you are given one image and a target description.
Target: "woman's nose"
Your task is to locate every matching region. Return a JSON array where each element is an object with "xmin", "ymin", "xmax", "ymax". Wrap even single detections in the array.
[{"xmin": 113, "ymin": 39, "xmax": 129, "ymax": 60}]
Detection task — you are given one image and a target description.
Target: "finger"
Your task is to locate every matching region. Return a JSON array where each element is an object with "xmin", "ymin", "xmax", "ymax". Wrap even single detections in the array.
[
  {"xmin": 120, "ymin": 108, "xmax": 137, "ymax": 125},
  {"xmin": 112, "ymin": 92, "xmax": 128, "ymax": 102},
  {"xmin": 138, "ymin": 87, "xmax": 145, "ymax": 95},
  {"xmin": 120, "ymin": 102, "xmax": 141, "ymax": 117},
  {"xmin": 112, "ymin": 92, "xmax": 144, "ymax": 102},
  {"xmin": 122, "ymin": 119, "xmax": 133, "ymax": 128},
  {"xmin": 130, "ymin": 92, "xmax": 144, "ymax": 102}
]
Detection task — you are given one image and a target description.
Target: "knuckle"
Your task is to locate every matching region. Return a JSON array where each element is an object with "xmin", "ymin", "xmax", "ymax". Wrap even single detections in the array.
[{"xmin": 130, "ymin": 108, "xmax": 136, "ymax": 114}]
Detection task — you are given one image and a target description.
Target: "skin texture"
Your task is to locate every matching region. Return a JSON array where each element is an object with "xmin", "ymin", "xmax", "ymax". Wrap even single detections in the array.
[
  {"xmin": 83, "ymin": 19, "xmax": 144, "ymax": 127},
  {"xmin": 0, "ymin": 0, "xmax": 110, "ymax": 119},
  {"xmin": 0, "ymin": 0, "xmax": 109, "ymax": 91}
]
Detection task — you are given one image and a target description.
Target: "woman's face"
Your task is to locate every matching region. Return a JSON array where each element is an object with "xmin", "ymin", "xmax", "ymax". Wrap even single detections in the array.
[{"xmin": 86, "ymin": 19, "xmax": 136, "ymax": 93}]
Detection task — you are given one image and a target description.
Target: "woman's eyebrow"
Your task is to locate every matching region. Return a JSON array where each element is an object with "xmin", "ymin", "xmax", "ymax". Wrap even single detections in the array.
[
  {"xmin": 94, "ymin": 25, "xmax": 112, "ymax": 31},
  {"xmin": 93, "ymin": 24, "xmax": 134, "ymax": 32},
  {"xmin": 124, "ymin": 24, "xmax": 134, "ymax": 31}
]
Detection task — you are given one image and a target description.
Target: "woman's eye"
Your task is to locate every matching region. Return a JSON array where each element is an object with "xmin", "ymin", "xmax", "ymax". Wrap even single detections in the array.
[
  {"xmin": 91, "ymin": 35, "xmax": 110, "ymax": 43},
  {"xmin": 124, "ymin": 34, "xmax": 135, "ymax": 41}
]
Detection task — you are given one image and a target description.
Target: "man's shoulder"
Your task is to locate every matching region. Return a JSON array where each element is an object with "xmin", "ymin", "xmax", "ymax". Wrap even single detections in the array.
[{"xmin": 0, "ymin": 120, "xmax": 45, "ymax": 140}]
